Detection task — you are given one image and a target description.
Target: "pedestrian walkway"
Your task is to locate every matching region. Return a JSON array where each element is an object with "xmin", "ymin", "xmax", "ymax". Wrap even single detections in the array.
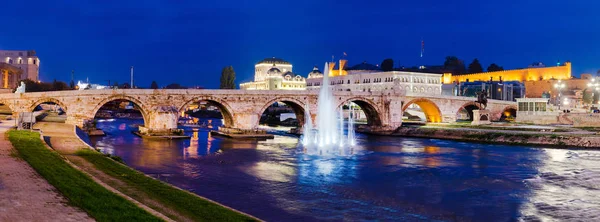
[{"xmin": 0, "ymin": 121, "xmax": 93, "ymax": 222}]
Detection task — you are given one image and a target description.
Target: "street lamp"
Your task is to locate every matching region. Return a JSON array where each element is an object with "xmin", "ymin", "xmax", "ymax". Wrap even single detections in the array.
[
  {"xmin": 588, "ymin": 78, "xmax": 600, "ymax": 104},
  {"xmin": 554, "ymin": 80, "xmax": 566, "ymax": 110}
]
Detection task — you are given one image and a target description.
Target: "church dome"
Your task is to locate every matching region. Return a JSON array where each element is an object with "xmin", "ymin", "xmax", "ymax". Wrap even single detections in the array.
[
  {"xmin": 308, "ymin": 66, "xmax": 323, "ymax": 78},
  {"xmin": 257, "ymin": 57, "xmax": 291, "ymax": 65},
  {"xmin": 267, "ymin": 66, "xmax": 282, "ymax": 75},
  {"xmin": 283, "ymin": 71, "xmax": 295, "ymax": 77},
  {"xmin": 347, "ymin": 61, "xmax": 380, "ymax": 71}
]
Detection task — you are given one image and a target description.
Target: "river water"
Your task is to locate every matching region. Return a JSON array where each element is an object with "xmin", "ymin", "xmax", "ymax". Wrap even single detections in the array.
[{"xmin": 88, "ymin": 118, "xmax": 600, "ymax": 221}]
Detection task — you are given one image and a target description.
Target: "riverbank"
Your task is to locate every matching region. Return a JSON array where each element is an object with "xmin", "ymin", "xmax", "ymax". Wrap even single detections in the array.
[
  {"xmin": 0, "ymin": 122, "xmax": 93, "ymax": 222},
  {"xmin": 6, "ymin": 130, "xmax": 160, "ymax": 221},
  {"xmin": 33, "ymin": 122, "xmax": 258, "ymax": 221},
  {"xmin": 366, "ymin": 125, "xmax": 600, "ymax": 148}
]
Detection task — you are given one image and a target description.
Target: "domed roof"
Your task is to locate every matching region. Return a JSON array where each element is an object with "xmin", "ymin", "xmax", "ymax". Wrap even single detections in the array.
[
  {"xmin": 267, "ymin": 66, "xmax": 282, "ymax": 74},
  {"xmin": 307, "ymin": 66, "xmax": 323, "ymax": 78},
  {"xmin": 308, "ymin": 66, "xmax": 322, "ymax": 75},
  {"xmin": 347, "ymin": 61, "xmax": 380, "ymax": 71},
  {"xmin": 257, "ymin": 57, "xmax": 291, "ymax": 65}
]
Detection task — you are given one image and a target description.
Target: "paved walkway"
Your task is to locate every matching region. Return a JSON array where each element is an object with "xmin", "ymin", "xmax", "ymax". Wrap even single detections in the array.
[
  {"xmin": 0, "ymin": 121, "xmax": 93, "ymax": 222},
  {"xmin": 423, "ymin": 125, "xmax": 597, "ymax": 135},
  {"xmin": 33, "ymin": 122, "xmax": 176, "ymax": 221}
]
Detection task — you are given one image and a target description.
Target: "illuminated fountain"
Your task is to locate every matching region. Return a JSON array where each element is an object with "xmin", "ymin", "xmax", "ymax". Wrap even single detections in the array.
[{"xmin": 301, "ymin": 62, "xmax": 356, "ymax": 154}]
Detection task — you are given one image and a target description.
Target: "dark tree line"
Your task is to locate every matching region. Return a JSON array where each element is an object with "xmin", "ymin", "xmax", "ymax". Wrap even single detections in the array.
[
  {"xmin": 16, "ymin": 79, "xmax": 70, "ymax": 92},
  {"xmin": 376, "ymin": 57, "xmax": 504, "ymax": 75},
  {"xmin": 445, "ymin": 56, "xmax": 504, "ymax": 74}
]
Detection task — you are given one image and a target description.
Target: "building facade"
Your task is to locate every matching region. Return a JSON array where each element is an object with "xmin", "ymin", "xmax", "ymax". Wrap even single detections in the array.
[
  {"xmin": 445, "ymin": 81, "xmax": 525, "ymax": 101},
  {"xmin": 0, "ymin": 50, "xmax": 40, "ymax": 88},
  {"xmin": 306, "ymin": 62, "xmax": 442, "ymax": 95},
  {"xmin": 443, "ymin": 62, "xmax": 571, "ymax": 84},
  {"xmin": 525, "ymin": 73, "xmax": 592, "ymax": 98},
  {"xmin": 240, "ymin": 57, "xmax": 306, "ymax": 90}
]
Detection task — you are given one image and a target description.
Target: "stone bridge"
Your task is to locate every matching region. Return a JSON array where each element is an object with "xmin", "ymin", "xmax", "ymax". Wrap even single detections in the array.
[{"xmin": 0, "ymin": 89, "xmax": 516, "ymax": 132}]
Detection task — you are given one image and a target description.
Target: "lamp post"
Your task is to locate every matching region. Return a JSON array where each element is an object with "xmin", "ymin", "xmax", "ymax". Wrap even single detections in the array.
[
  {"xmin": 588, "ymin": 78, "xmax": 600, "ymax": 106},
  {"xmin": 554, "ymin": 80, "xmax": 566, "ymax": 110}
]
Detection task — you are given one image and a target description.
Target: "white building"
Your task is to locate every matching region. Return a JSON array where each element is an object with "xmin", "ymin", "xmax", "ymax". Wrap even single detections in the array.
[
  {"xmin": 306, "ymin": 69, "xmax": 442, "ymax": 95},
  {"xmin": 515, "ymin": 98, "xmax": 557, "ymax": 124},
  {"xmin": 0, "ymin": 50, "xmax": 40, "ymax": 87},
  {"xmin": 77, "ymin": 81, "xmax": 108, "ymax": 90},
  {"xmin": 240, "ymin": 57, "xmax": 306, "ymax": 90}
]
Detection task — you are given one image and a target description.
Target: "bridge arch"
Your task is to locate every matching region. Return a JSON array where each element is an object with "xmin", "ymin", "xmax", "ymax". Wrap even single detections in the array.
[
  {"xmin": 402, "ymin": 98, "xmax": 442, "ymax": 123},
  {"xmin": 336, "ymin": 97, "xmax": 382, "ymax": 126},
  {"xmin": 91, "ymin": 95, "xmax": 149, "ymax": 125},
  {"xmin": 256, "ymin": 97, "xmax": 306, "ymax": 127},
  {"xmin": 501, "ymin": 105, "xmax": 517, "ymax": 120},
  {"xmin": 29, "ymin": 97, "xmax": 69, "ymax": 113},
  {"xmin": 0, "ymin": 101, "xmax": 14, "ymax": 117},
  {"xmin": 456, "ymin": 101, "xmax": 482, "ymax": 121},
  {"xmin": 179, "ymin": 96, "xmax": 235, "ymax": 127}
]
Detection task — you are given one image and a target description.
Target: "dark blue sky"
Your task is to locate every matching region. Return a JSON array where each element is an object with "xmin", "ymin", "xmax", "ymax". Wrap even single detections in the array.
[{"xmin": 1, "ymin": 1, "xmax": 599, "ymax": 88}]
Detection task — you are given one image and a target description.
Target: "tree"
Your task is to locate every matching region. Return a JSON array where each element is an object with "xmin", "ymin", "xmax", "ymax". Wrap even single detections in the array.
[
  {"xmin": 467, "ymin": 58, "xmax": 483, "ymax": 74},
  {"xmin": 150, "ymin": 81, "xmax": 159, "ymax": 89},
  {"xmin": 165, "ymin": 83, "xmax": 186, "ymax": 89},
  {"xmin": 17, "ymin": 79, "xmax": 70, "ymax": 92},
  {"xmin": 583, "ymin": 89, "xmax": 593, "ymax": 104},
  {"xmin": 219, "ymin": 66, "xmax": 236, "ymax": 89},
  {"xmin": 541, "ymin": 91, "xmax": 551, "ymax": 98},
  {"xmin": 380, "ymin": 58, "xmax": 394, "ymax": 72},
  {"xmin": 443, "ymin": 56, "xmax": 466, "ymax": 74},
  {"xmin": 52, "ymin": 79, "xmax": 69, "ymax": 91},
  {"xmin": 487, "ymin": 63, "xmax": 504, "ymax": 72}
]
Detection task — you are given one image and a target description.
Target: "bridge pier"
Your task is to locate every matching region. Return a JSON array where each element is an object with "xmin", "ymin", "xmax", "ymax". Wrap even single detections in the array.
[
  {"xmin": 138, "ymin": 106, "xmax": 185, "ymax": 138},
  {"xmin": 232, "ymin": 113, "xmax": 260, "ymax": 130},
  {"xmin": 65, "ymin": 115, "xmax": 92, "ymax": 128},
  {"xmin": 442, "ymin": 114, "xmax": 457, "ymax": 123}
]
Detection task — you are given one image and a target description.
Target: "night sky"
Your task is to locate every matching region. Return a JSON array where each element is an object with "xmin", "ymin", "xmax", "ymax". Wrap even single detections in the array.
[{"xmin": 1, "ymin": 1, "xmax": 598, "ymax": 88}]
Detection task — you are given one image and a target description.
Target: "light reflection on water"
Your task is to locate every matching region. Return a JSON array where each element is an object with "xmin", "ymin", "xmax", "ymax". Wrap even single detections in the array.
[{"xmin": 88, "ymin": 119, "xmax": 600, "ymax": 221}]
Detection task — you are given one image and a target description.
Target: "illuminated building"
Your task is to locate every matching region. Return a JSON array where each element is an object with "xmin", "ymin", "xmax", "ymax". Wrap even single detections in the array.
[
  {"xmin": 525, "ymin": 73, "xmax": 591, "ymax": 98},
  {"xmin": 240, "ymin": 57, "xmax": 306, "ymax": 90},
  {"xmin": 453, "ymin": 81, "xmax": 525, "ymax": 101},
  {"xmin": 0, "ymin": 50, "xmax": 40, "ymax": 88},
  {"xmin": 306, "ymin": 59, "xmax": 442, "ymax": 95},
  {"xmin": 327, "ymin": 59, "xmax": 349, "ymax": 76},
  {"xmin": 442, "ymin": 62, "xmax": 571, "ymax": 84}
]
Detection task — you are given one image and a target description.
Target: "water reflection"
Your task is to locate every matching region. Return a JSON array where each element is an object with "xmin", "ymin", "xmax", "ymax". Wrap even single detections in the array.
[{"xmin": 89, "ymin": 119, "xmax": 600, "ymax": 221}]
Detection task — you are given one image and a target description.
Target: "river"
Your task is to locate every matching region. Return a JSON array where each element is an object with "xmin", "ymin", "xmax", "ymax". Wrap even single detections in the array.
[{"xmin": 87, "ymin": 118, "xmax": 600, "ymax": 221}]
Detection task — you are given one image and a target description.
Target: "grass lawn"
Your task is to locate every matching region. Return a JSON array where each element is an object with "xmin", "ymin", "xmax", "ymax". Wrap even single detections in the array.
[
  {"xmin": 7, "ymin": 130, "xmax": 162, "ymax": 222},
  {"xmin": 76, "ymin": 148, "xmax": 256, "ymax": 222}
]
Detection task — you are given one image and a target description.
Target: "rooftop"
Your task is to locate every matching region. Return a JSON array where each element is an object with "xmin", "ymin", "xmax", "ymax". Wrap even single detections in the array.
[{"xmin": 256, "ymin": 57, "xmax": 291, "ymax": 65}]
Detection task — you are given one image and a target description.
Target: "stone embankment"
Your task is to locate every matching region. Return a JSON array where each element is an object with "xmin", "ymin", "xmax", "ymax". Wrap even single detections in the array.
[{"xmin": 368, "ymin": 126, "xmax": 600, "ymax": 149}]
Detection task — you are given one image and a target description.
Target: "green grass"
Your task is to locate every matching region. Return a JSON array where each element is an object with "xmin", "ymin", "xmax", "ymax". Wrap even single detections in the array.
[
  {"xmin": 75, "ymin": 149, "xmax": 256, "ymax": 222},
  {"xmin": 7, "ymin": 130, "xmax": 162, "ymax": 222}
]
